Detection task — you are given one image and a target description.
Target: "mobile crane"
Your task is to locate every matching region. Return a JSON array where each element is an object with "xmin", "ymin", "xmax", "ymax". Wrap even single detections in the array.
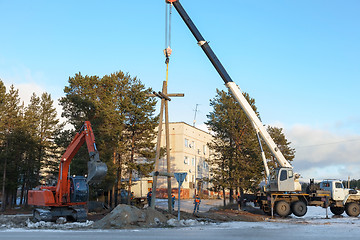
[
  {"xmin": 165, "ymin": 0, "xmax": 339, "ymax": 217},
  {"xmin": 28, "ymin": 121, "xmax": 108, "ymax": 221},
  {"xmin": 166, "ymin": 0, "xmax": 360, "ymax": 218}
]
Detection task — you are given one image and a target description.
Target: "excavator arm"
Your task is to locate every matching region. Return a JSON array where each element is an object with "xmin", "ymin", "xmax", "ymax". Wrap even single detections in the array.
[
  {"xmin": 57, "ymin": 121, "xmax": 107, "ymax": 184},
  {"xmin": 55, "ymin": 121, "xmax": 107, "ymax": 204}
]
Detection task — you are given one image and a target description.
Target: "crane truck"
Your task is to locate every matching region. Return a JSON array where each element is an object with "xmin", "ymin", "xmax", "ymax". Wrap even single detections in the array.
[
  {"xmin": 165, "ymin": 0, "xmax": 360, "ymax": 218},
  {"xmin": 28, "ymin": 121, "xmax": 108, "ymax": 221}
]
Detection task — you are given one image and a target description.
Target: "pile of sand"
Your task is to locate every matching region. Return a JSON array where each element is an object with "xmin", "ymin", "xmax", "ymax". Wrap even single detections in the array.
[{"xmin": 92, "ymin": 204, "xmax": 169, "ymax": 229}]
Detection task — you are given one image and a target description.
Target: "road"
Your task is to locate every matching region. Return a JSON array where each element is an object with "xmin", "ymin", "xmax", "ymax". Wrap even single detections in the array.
[
  {"xmin": 2, "ymin": 203, "xmax": 360, "ymax": 239},
  {"xmin": 1, "ymin": 220, "xmax": 360, "ymax": 240}
]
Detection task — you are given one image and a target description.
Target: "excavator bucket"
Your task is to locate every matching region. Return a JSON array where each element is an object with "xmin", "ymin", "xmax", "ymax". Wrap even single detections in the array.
[{"xmin": 87, "ymin": 151, "xmax": 108, "ymax": 184}]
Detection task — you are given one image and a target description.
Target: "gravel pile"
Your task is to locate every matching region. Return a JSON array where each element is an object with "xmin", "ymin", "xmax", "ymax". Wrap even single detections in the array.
[{"xmin": 92, "ymin": 204, "xmax": 169, "ymax": 229}]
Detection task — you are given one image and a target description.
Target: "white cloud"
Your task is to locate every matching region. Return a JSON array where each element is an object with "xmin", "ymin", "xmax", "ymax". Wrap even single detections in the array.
[
  {"xmin": 196, "ymin": 123, "xmax": 210, "ymax": 133},
  {"xmin": 15, "ymin": 82, "xmax": 45, "ymax": 105},
  {"xmin": 283, "ymin": 124, "xmax": 360, "ymax": 181},
  {"xmin": 2, "ymin": 64, "xmax": 47, "ymax": 104},
  {"xmin": 2, "ymin": 78, "xmax": 66, "ymax": 125}
]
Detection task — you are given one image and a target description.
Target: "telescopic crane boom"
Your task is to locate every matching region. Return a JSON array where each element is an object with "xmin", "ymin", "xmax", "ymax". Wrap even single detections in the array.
[{"xmin": 166, "ymin": 0, "xmax": 300, "ymax": 192}]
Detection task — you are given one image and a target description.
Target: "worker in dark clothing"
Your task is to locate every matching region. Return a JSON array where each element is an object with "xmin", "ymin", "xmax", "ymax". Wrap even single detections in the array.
[
  {"xmin": 193, "ymin": 194, "xmax": 201, "ymax": 214},
  {"xmin": 147, "ymin": 188, "xmax": 152, "ymax": 207},
  {"xmin": 130, "ymin": 192, "xmax": 134, "ymax": 205},
  {"xmin": 171, "ymin": 194, "xmax": 176, "ymax": 211},
  {"xmin": 237, "ymin": 193, "xmax": 241, "ymax": 210}
]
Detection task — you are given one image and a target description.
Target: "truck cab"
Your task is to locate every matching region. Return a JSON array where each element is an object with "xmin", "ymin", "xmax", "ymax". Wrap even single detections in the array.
[
  {"xmin": 320, "ymin": 180, "xmax": 355, "ymax": 201},
  {"xmin": 269, "ymin": 167, "xmax": 302, "ymax": 192}
]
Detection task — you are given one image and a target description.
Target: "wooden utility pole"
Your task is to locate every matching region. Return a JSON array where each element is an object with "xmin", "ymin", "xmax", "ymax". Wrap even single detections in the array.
[{"xmin": 150, "ymin": 81, "xmax": 184, "ymax": 212}]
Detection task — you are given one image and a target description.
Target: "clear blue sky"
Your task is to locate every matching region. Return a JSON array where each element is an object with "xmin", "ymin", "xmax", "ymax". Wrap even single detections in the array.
[{"xmin": 1, "ymin": 0, "xmax": 360, "ymax": 180}]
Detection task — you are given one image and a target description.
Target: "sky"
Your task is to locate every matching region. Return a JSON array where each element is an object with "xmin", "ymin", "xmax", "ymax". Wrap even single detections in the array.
[{"xmin": 1, "ymin": 0, "xmax": 360, "ymax": 181}]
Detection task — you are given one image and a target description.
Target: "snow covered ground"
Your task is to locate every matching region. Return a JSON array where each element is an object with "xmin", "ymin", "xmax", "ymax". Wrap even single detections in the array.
[
  {"xmin": 2, "ymin": 202, "xmax": 360, "ymax": 239},
  {"xmin": 1, "ymin": 208, "xmax": 360, "ymax": 240}
]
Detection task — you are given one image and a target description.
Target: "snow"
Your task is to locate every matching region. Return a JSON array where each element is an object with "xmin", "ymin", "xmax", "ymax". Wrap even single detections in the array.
[
  {"xmin": 0, "ymin": 217, "xmax": 94, "ymax": 230},
  {"xmin": 167, "ymin": 218, "xmax": 204, "ymax": 227},
  {"xmin": 25, "ymin": 219, "xmax": 94, "ymax": 229},
  {"xmin": 2, "ymin": 203, "xmax": 360, "ymax": 238}
]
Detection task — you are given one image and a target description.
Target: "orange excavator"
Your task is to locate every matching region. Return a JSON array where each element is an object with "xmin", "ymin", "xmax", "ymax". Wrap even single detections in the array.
[{"xmin": 28, "ymin": 121, "xmax": 108, "ymax": 221}]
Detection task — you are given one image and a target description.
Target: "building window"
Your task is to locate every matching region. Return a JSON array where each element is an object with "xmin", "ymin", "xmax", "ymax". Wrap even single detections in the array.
[
  {"xmin": 203, "ymin": 145, "xmax": 207, "ymax": 155},
  {"xmin": 184, "ymin": 156, "xmax": 188, "ymax": 164},
  {"xmin": 191, "ymin": 157, "xmax": 195, "ymax": 166},
  {"xmin": 185, "ymin": 138, "xmax": 189, "ymax": 147},
  {"xmin": 192, "ymin": 141, "xmax": 195, "ymax": 149}
]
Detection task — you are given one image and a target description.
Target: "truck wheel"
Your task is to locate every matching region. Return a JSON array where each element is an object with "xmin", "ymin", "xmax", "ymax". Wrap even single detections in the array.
[
  {"xmin": 291, "ymin": 201, "xmax": 307, "ymax": 217},
  {"xmin": 330, "ymin": 206, "xmax": 344, "ymax": 215},
  {"xmin": 259, "ymin": 203, "xmax": 271, "ymax": 215},
  {"xmin": 275, "ymin": 201, "xmax": 291, "ymax": 217},
  {"xmin": 345, "ymin": 203, "xmax": 360, "ymax": 217}
]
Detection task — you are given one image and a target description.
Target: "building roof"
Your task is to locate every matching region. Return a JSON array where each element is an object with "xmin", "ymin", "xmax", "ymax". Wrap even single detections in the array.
[{"xmin": 168, "ymin": 121, "xmax": 212, "ymax": 136}]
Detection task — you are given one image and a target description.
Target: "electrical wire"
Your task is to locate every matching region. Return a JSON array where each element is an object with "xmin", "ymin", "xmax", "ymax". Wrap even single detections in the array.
[{"xmin": 295, "ymin": 138, "xmax": 360, "ymax": 149}]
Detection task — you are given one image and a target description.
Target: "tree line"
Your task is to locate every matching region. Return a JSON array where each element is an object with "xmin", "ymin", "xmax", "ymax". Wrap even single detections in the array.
[
  {"xmin": 0, "ymin": 82, "xmax": 61, "ymax": 210},
  {"xmin": 0, "ymin": 71, "xmax": 158, "ymax": 210},
  {"xmin": 1, "ymin": 70, "xmax": 297, "ymax": 211}
]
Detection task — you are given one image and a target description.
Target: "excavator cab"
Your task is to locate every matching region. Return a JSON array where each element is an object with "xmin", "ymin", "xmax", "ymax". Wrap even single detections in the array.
[{"xmin": 70, "ymin": 176, "xmax": 89, "ymax": 203}]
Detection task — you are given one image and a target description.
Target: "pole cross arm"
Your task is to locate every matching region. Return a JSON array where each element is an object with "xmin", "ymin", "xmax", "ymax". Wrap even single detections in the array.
[
  {"xmin": 158, "ymin": 91, "xmax": 171, "ymax": 101},
  {"xmin": 168, "ymin": 93, "xmax": 184, "ymax": 97},
  {"xmin": 147, "ymin": 92, "xmax": 170, "ymax": 100},
  {"xmin": 153, "ymin": 171, "xmax": 174, "ymax": 177},
  {"xmin": 148, "ymin": 93, "xmax": 184, "ymax": 99}
]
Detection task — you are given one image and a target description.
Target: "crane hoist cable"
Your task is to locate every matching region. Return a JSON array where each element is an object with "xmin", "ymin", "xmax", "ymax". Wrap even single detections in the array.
[{"xmin": 164, "ymin": 2, "xmax": 173, "ymax": 84}]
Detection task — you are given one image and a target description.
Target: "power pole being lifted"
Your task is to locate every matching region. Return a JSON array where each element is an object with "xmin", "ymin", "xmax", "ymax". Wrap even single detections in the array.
[
  {"xmin": 149, "ymin": 1, "xmax": 185, "ymax": 212},
  {"xmin": 150, "ymin": 81, "xmax": 184, "ymax": 212}
]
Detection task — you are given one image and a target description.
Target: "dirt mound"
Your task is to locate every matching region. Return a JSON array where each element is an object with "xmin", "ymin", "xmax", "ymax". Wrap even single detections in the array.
[
  {"xmin": 92, "ymin": 204, "xmax": 168, "ymax": 229},
  {"xmin": 156, "ymin": 205, "xmax": 266, "ymax": 223},
  {"xmin": 196, "ymin": 209, "xmax": 266, "ymax": 222}
]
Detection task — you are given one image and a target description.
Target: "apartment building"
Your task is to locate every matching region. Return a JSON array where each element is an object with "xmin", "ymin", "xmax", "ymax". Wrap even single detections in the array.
[{"xmin": 156, "ymin": 122, "xmax": 214, "ymax": 198}]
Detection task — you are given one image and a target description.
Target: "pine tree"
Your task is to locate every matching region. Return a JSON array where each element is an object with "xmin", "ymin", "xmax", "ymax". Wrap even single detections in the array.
[
  {"xmin": 60, "ymin": 71, "xmax": 158, "ymax": 206},
  {"xmin": 22, "ymin": 93, "xmax": 41, "ymax": 205},
  {"xmin": 121, "ymin": 77, "xmax": 158, "ymax": 203},
  {"xmin": 0, "ymin": 80, "xmax": 6, "ymax": 149},
  {"xmin": 206, "ymin": 89, "xmax": 295, "ymax": 204},
  {"xmin": 37, "ymin": 93, "xmax": 61, "ymax": 183},
  {"xmin": 206, "ymin": 89, "xmax": 263, "ymax": 204},
  {"xmin": 265, "ymin": 126, "xmax": 295, "ymax": 170},
  {"xmin": 0, "ymin": 85, "xmax": 23, "ymax": 210},
  {"xmin": 23, "ymin": 93, "xmax": 61, "ymax": 187},
  {"xmin": 0, "ymin": 84, "xmax": 62, "ymax": 209}
]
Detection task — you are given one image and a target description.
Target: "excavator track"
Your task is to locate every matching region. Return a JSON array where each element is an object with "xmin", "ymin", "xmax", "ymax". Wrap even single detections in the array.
[{"xmin": 33, "ymin": 207, "xmax": 87, "ymax": 222}]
